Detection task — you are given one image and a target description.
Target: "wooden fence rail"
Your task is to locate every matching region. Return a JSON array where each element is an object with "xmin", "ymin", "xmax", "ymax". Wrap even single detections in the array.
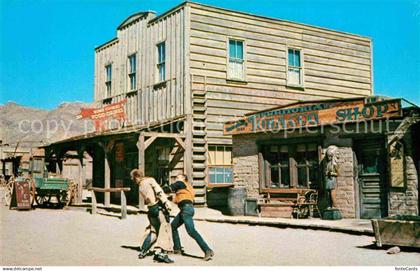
[{"xmin": 89, "ymin": 187, "xmax": 131, "ymax": 219}]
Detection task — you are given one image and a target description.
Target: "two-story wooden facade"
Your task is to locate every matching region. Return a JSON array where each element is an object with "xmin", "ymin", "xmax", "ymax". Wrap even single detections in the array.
[{"xmin": 46, "ymin": 1, "xmax": 374, "ymax": 208}]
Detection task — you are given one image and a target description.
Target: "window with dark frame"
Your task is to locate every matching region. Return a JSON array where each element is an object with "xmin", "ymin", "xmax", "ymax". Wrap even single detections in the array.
[
  {"xmin": 105, "ymin": 64, "xmax": 112, "ymax": 97},
  {"xmin": 157, "ymin": 42, "xmax": 166, "ymax": 82},
  {"xmin": 260, "ymin": 142, "xmax": 319, "ymax": 189},
  {"xmin": 128, "ymin": 54, "xmax": 137, "ymax": 91},
  {"xmin": 208, "ymin": 145, "xmax": 233, "ymax": 185}
]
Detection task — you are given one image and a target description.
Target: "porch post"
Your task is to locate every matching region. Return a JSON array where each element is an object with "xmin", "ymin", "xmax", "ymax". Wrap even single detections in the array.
[
  {"xmin": 104, "ymin": 153, "xmax": 111, "ymax": 207},
  {"xmin": 76, "ymin": 150, "xmax": 86, "ymax": 205},
  {"xmin": 137, "ymin": 134, "xmax": 146, "ymax": 211}
]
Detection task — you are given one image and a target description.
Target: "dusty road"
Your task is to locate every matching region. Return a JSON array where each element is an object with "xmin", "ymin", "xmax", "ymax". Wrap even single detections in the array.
[{"xmin": 1, "ymin": 204, "xmax": 419, "ymax": 266}]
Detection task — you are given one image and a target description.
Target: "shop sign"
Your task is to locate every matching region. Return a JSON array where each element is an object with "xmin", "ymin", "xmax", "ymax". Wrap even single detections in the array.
[
  {"xmin": 224, "ymin": 98, "xmax": 402, "ymax": 135},
  {"xmin": 76, "ymin": 99, "xmax": 127, "ymax": 131}
]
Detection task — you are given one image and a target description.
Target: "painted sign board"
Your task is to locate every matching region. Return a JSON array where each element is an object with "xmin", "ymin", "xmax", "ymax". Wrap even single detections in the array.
[
  {"xmin": 224, "ymin": 98, "xmax": 402, "ymax": 135},
  {"xmin": 388, "ymin": 141, "xmax": 405, "ymax": 188},
  {"xmin": 76, "ymin": 99, "xmax": 127, "ymax": 131},
  {"xmin": 10, "ymin": 181, "xmax": 32, "ymax": 210}
]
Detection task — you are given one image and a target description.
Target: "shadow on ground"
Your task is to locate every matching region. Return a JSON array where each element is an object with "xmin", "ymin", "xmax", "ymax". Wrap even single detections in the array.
[
  {"xmin": 120, "ymin": 245, "xmax": 204, "ymax": 260},
  {"xmin": 357, "ymin": 243, "xmax": 420, "ymax": 253}
]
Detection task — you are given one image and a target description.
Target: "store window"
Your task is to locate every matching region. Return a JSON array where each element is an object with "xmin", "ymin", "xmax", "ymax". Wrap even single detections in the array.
[
  {"xmin": 260, "ymin": 142, "xmax": 319, "ymax": 189},
  {"xmin": 208, "ymin": 145, "xmax": 233, "ymax": 185}
]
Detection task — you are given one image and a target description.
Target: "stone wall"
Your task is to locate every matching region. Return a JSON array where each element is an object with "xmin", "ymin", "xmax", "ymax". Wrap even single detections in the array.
[
  {"xmin": 334, "ymin": 147, "xmax": 356, "ymax": 218},
  {"xmin": 232, "ymin": 135, "xmax": 260, "ymax": 198},
  {"xmin": 388, "ymin": 130, "xmax": 419, "ymax": 216},
  {"xmin": 322, "ymin": 134, "xmax": 356, "ymax": 218}
]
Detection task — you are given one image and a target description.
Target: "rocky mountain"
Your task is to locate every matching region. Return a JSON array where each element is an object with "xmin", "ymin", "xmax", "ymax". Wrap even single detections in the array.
[{"xmin": 0, "ymin": 101, "xmax": 95, "ymax": 147}]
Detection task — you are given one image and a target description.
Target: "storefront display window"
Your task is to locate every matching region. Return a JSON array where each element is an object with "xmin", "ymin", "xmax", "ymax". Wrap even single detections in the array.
[{"xmin": 260, "ymin": 142, "xmax": 319, "ymax": 189}]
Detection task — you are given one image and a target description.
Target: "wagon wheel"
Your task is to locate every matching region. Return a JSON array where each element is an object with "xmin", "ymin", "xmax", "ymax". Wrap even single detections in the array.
[
  {"xmin": 3, "ymin": 178, "xmax": 14, "ymax": 206},
  {"xmin": 56, "ymin": 191, "xmax": 68, "ymax": 207},
  {"xmin": 61, "ymin": 190, "xmax": 68, "ymax": 205},
  {"xmin": 36, "ymin": 192, "xmax": 50, "ymax": 206}
]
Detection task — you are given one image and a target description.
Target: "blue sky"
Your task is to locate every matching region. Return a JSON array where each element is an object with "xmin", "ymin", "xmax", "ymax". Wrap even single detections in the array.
[{"xmin": 0, "ymin": 0, "xmax": 419, "ymax": 109}]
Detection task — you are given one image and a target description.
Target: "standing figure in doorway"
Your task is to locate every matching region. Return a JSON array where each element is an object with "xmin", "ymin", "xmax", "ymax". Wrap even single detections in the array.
[
  {"xmin": 325, "ymin": 145, "xmax": 339, "ymax": 209},
  {"xmin": 130, "ymin": 169, "xmax": 174, "ymax": 263},
  {"xmin": 163, "ymin": 174, "xmax": 214, "ymax": 261}
]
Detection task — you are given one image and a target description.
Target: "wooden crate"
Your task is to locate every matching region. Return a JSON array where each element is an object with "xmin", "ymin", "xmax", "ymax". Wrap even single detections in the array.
[{"xmin": 260, "ymin": 203, "xmax": 294, "ymax": 218}]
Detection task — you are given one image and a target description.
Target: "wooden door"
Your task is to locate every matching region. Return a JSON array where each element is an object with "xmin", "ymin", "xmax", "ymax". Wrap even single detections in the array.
[{"xmin": 355, "ymin": 138, "xmax": 388, "ymax": 219}]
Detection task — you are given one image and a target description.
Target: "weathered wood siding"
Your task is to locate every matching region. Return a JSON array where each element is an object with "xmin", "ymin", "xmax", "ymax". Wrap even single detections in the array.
[
  {"xmin": 189, "ymin": 3, "xmax": 373, "ymax": 145},
  {"xmin": 94, "ymin": 8, "xmax": 188, "ymax": 126}
]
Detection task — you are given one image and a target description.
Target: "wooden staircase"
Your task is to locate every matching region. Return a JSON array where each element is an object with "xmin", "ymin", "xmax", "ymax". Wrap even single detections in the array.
[{"xmin": 191, "ymin": 87, "xmax": 207, "ymax": 205}]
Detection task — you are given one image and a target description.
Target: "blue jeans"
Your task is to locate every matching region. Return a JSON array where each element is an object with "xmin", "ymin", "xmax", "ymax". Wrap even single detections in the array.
[
  {"xmin": 141, "ymin": 204, "xmax": 169, "ymax": 251},
  {"xmin": 171, "ymin": 203, "xmax": 210, "ymax": 253}
]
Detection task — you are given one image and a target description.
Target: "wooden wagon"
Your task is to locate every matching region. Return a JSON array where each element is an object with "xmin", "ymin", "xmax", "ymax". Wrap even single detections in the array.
[
  {"xmin": 3, "ymin": 176, "xmax": 77, "ymax": 208},
  {"xmin": 33, "ymin": 177, "xmax": 69, "ymax": 206},
  {"xmin": 371, "ymin": 215, "xmax": 420, "ymax": 248}
]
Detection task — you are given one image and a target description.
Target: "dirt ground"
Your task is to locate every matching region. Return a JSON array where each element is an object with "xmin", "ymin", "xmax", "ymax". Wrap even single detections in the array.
[{"xmin": 1, "ymin": 203, "xmax": 419, "ymax": 266}]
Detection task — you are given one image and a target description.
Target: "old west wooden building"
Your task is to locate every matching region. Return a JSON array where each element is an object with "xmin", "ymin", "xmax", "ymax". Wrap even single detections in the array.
[{"xmin": 46, "ymin": 1, "xmax": 375, "ymax": 208}]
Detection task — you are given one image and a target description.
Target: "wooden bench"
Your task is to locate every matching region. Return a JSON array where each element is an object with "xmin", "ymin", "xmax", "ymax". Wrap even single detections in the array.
[
  {"xmin": 258, "ymin": 188, "xmax": 317, "ymax": 218},
  {"xmin": 89, "ymin": 187, "xmax": 131, "ymax": 219}
]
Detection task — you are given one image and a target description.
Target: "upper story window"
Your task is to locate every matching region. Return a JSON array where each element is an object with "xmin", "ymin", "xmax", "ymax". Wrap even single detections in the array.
[
  {"xmin": 128, "ymin": 54, "xmax": 137, "ymax": 91},
  {"xmin": 105, "ymin": 64, "xmax": 112, "ymax": 97},
  {"xmin": 228, "ymin": 39, "xmax": 245, "ymax": 80},
  {"xmin": 208, "ymin": 145, "xmax": 233, "ymax": 185},
  {"xmin": 287, "ymin": 48, "xmax": 303, "ymax": 87},
  {"xmin": 157, "ymin": 42, "xmax": 166, "ymax": 82}
]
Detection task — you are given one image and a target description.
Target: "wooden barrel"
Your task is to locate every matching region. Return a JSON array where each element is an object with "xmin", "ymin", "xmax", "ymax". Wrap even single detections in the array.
[{"xmin": 227, "ymin": 187, "xmax": 246, "ymax": 216}]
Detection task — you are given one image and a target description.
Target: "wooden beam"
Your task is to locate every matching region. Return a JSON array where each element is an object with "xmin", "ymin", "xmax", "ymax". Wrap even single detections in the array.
[
  {"xmin": 144, "ymin": 136, "xmax": 157, "ymax": 150},
  {"xmin": 136, "ymin": 134, "xmax": 146, "ymax": 211},
  {"xmin": 104, "ymin": 153, "xmax": 111, "ymax": 207},
  {"xmin": 89, "ymin": 187, "xmax": 131, "ymax": 193},
  {"xmin": 121, "ymin": 190, "xmax": 127, "ymax": 220},
  {"xmin": 168, "ymin": 146, "xmax": 184, "ymax": 169},
  {"xmin": 91, "ymin": 190, "xmax": 97, "ymax": 215},
  {"xmin": 76, "ymin": 158, "xmax": 84, "ymax": 204},
  {"xmin": 174, "ymin": 136, "xmax": 186, "ymax": 150},
  {"xmin": 136, "ymin": 135, "xmax": 145, "ymax": 177},
  {"xmin": 140, "ymin": 131, "xmax": 185, "ymax": 139}
]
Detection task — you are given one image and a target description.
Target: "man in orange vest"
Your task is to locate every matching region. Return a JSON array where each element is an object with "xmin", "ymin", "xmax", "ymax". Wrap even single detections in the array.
[{"xmin": 163, "ymin": 174, "xmax": 214, "ymax": 261}]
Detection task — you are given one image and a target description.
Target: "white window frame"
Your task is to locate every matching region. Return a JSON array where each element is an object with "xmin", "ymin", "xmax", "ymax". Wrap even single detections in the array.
[
  {"xmin": 128, "ymin": 53, "xmax": 137, "ymax": 91},
  {"xmin": 207, "ymin": 145, "xmax": 233, "ymax": 186},
  {"xmin": 156, "ymin": 41, "xmax": 166, "ymax": 83},
  {"xmin": 227, "ymin": 37, "xmax": 246, "ymax": 81},
  {"xmin": 286, "ymin": 47, "xmax": 304, "ymax": 88}
]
